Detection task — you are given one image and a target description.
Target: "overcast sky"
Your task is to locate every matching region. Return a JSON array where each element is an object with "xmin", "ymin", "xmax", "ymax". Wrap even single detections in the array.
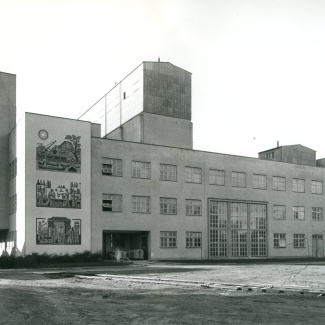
[{"xmin": 1, "ymin": 0, "xmax": 325, "ymax": 158}]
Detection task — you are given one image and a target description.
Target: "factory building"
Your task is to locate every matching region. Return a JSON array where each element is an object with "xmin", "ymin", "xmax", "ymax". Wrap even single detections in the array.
[{"xmin": 1, "ymin": 62, "xmax": 325, "ymax": 260}]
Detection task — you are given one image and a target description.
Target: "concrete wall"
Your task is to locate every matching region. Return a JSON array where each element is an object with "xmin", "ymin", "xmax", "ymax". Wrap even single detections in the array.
[
  {"xmin": 0, "ymin": 72, "xmax": 16, "ymax": 230},
  {"xmin": 143, "ymin": 113, "xmax": 192, "ymax": 149},
  {"xmin": 24, "ymin": 114, "xmax": 92, "ymax": 254},
  {"xmin": 106, "ymin": 112, "xmax": 193, "ymax": 149},
  {"xmin": 91, "ymin": 138, "xmax": 325, "ymax": 260}
]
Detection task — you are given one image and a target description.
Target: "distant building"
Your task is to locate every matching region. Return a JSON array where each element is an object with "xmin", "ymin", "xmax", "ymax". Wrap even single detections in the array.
[{"xmin": 1, "ymin": 62, "xmax": 325, "ymax": 260}]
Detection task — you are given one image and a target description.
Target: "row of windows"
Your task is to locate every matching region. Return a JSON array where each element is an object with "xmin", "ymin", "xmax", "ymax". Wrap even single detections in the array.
[
  {"xmin": 102, "ymin": 158, "xmax": 323, "ymax": 194},
  {"xmin": 102, "ymin": 195, "xmax": 324, "ymax": 221},
  {"xmin": 160, "ymin": 231, "xmax": 202, "ymax": 248},
  {"xmin": 274, "ymin": 233, "xmax": 307, "ymax": 248},
  {"xmin": 9, "ymin": 194, "xmax": 17, "ymax": 215},
  {"xmin": 102, "ymin": 195, "xmax": 202, "ymax": 215},
  {"xmin": 9, "ymin": 158, "xmax": 17, "ymax": 181},
  {"xmin": 273, "ymin": 205, "xmax": 323, "ymax": 221}
]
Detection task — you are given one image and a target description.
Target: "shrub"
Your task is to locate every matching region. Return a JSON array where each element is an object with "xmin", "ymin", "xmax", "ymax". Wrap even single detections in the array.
[{"xmin": 0, "ymin": 250, "xmax": 103, "ymax": 268}]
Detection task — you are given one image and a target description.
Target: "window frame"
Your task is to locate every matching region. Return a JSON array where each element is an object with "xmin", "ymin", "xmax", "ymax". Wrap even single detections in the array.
[
  {"xmin": 160, "ymin": 164, "xmax": 177, "ymax": 182},
  {"xmin": 312, "ymin": 207, "xmax": 323, "ymax": 221},
  {"xmin": 273, "ymin": 205, "xmax": 286, "ymax": 220},
  {"xmin": 292, "ymin": 178, "xmax": 305, "ymax": 193},
  {"xmin": 102, "ymin": 158, "xmax": 123, "ymax": 177},
  {"xmin": 231, "ymin": 171, "xmax": 246, "ymax": 188},
  {"xmin": 132, "ymin": 195, "xmax": 151, "ymax": 214},
  {"xmin": 311, "ymin": 180, "xmax": 323, "ymax": 195},
  {"xmin": 273, "ymin": 233, "xmax": 286, "ymax": 248},
  {"xmin": 253, "ymin": 174, "xmax": 267, "ymax": 190},
  {"xmin": 131, "ymin": 161, "xmax": 151, "ymax": 179},
  {"xmin": 293, "ymin": 234, "xmax": 305, "ymax": 248},
  {"xmin": 160, "ymin": 231, "xmax": 177, "ymax": 248},
  {"xmin": 186, "ymin": 232, "xmax": 202, "ymax": 248},
  {"xmin": 209, "ymin": 169, "xmax": 225, "ymax": 186},
  {"xmin": 185, "ymin": 166, "xmax": 202, "ymax": 184},
  {"xmin": 273, "ymin": 176, "xmax": 286, "ymax": 191},
  {"xmin": 293, "ymin": 206, "xmax": 305, "ymax": 220},
  {"xmin": 160, "ymin": 197, "xmax": 177, "ymax": 215},
  {"xmin": 185, "ymin": 199, "xmax": 202, "ymax": 216},
  {"xmin": 102, "ymin": 194, "xmax": 123, "ymax": 212}
]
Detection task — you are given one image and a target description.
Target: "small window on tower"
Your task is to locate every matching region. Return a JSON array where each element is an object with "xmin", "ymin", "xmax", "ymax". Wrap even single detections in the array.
[{"xmin": 123, "ymin": 92, "xmax": 126, "ymax": 99}]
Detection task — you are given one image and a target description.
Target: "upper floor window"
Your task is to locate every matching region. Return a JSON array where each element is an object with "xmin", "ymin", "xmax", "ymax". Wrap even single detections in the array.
[
  {"xmin": 209, "ymin": 169, "xmax": 225, "ymax": 186},
  {"xmin": 185, "ymin": 167, "xmax": 202, "ymax": 184},
  {"xmin": 293, "ymin": 234, "xmax": 305, "ymax": 248},
  {"xmin": 132, "ymin": 196, "xmax": 150, "ymax": 213},
  {"xmin": 102, "ymin": 194, "xmax": 122, "ymax": 212},
  {"xmin": 274, "ymin": 233, "xmax": 286, "ymax": 248},
  {"xmin": 186, "ymin": 200, "xmax": 202, "ymax": 216},
  {"xmin": 293, "ymin": 206, "xmax": 305, "ymax": 220},
  {"xmin": 102, "ymin": 158, "xmax": 122, "ymax": 176},
  {"xmin": 160, "ymin": 198, "xmax": 177, "ymax": 215},
  {"xmin": 186, "ymin": 232, "xmax": 202, "ymax": 247},
  {"xmin": 273, "ymin": 176, "xmax": 286, "ymax": 191},
  {"xmin": 292, "ymin": 178, "xmax": 305, "ymax": 193},
  {"xmin": 9, "ymin": 158, "xmax": 17, "ymax": 181},
  {"xmin": 160, "ymin": 164, "xmax": 177, "ymax": 182},
  {"xmin": 232, "ymin": 172, "xmax": 246, "ymax": 188},
  {"xmin": 311, "ymin": 180, "xmax": 323, "ymax": 194},
  {"xmin": 266, "ymin": 152, "xmax": 275, "ymax": 160},
  {"xmin": 273, "ymin": 205, "xmax": 286, "ymax": 220},
  {"xmin": 132, "ymin": 161, "xmax": 151, "ymax": 179},
  {"xmin": 253, "ymin": 174, "xmax": 267, "ymax": 190},
  {"xmin": 312, "ymin": 207, "xmax": 323, "ymax": 221}
]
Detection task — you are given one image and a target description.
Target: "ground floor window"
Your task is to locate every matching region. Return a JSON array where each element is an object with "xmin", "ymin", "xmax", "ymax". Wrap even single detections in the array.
[
  {"xmin": 160, "ymin": 231, "xmax": 177, "ymax": 248},
  {"xmin": 186, "ymin": 232, "xmax": 202, "ymax": 247},
  {"xmin": 274, "ymin": 233, "xmax": 286, "ymax": 248},
  {"xmin": 293, "ymin": 234, "xmax": 305, "ymax": 248}
]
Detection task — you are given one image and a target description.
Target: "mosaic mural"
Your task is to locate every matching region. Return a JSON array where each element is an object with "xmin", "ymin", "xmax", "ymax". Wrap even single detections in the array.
[
  {"xmin": 36, "ymin": 180, "xmax": 81, "ymax": 209},
  {"xmin": 36, "ymin": 131, "xmax": 81, "ymax": 173},
  {"xmin": 36, "ymin": 217, "xmax": 81, "ymax": 245}
]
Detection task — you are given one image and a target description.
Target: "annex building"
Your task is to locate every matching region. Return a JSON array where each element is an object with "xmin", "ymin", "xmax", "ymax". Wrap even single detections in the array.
[{"xmin": 1, "ymin": 62, "xmax": 325, "ymax": 260}]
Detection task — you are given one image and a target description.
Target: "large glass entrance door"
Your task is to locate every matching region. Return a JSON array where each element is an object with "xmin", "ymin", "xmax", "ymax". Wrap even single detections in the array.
[{"xmin": 209, "ymin": 200, "xmax": 267, "ymax": 258}]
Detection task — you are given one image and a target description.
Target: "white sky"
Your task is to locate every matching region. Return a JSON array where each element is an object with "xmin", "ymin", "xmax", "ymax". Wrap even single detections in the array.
[{"xmin": 1, "ymin": 0, "xmax": 325, "ymax": 158}]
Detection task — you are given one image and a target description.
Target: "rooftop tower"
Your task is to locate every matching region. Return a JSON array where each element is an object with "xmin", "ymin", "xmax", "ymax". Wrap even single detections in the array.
[{"xmin": 80, "ymin": 61, "xmax": 192, "ymax": 149}]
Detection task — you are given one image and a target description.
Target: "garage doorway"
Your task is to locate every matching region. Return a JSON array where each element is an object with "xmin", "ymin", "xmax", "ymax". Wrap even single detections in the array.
[{"xmin": 103, "ymin": 231, "xmax": 149, "ymax": 260}]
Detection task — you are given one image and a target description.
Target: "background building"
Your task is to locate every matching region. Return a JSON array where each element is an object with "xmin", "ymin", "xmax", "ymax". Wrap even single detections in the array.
[{"xmin": 1, "ymin": 62, "xmax": 325, "ymax": 260}]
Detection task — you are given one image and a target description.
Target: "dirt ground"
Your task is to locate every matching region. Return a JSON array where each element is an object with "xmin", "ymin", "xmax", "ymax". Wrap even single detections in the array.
[{"xmin": 1, "ymin": 262, "xmax": 325, "ymax": 324}]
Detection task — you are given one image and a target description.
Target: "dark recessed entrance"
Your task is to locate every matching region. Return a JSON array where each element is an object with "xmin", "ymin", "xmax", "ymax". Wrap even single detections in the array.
[{"xmin": 103, "ymin": 231, "xmax": 149, "ymax": 260}]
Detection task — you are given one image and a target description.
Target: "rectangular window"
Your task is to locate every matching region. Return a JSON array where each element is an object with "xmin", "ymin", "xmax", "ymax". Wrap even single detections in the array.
[
  {"xmin": 232, "ymin": 172, "xmax": 246, "ymax": 188},
  {"xmin": 273, "ymin": 205, "xmax": 286, "ymax": 219},
  {"xmin": 160, "ymin": 198, "xmax": 177, "ymax": 215},
  {"xmin": 273, "ymin": 176, "xmax": 286, "ymax": 191},
  {"xmin": 253, "ymin": 174, "xmax": 267, "ymax": 189},
  {"xmin": 102, "ymin": 158, "xmax": 122, "ymax": 176},
  {"xmin": 160, "ymin": 164, "xmax": 177, "ymax": 182},
  {"xmin": 102, "ymin": 194, "xmax": 122, "ymax": 212},
  {"xmin": 292, "ymin": 178, "xmax": 305, "ymax": 193},
  {"xmin": 160, "ymin": 231, "xmax": 177, "ymax": 248},
  {"xmin": 312, "ymin": 207, "xmax": 323, "ymax": 221},
  {"xmin": 293, "ymin": 234, "xmax": 305, "ymax": 248},
  {"xmin": 266, "ymin": 152, "xmax": 275, "ymax": 160},
  {"xmin": 311, "ymin": 180, "xmax": 323, "ymax": 194},
  {"xmin": 132, "ymin": 196, "xmax": 150, "ymax": 213},
  {"xmin": 186, "ymin": 200, "xmax": 202, "ymax": 216},
  {"xmin": 274, "ymin": 233, "xmax": 286, "ymax": 248},
  {"xmin": 209, "ymin": 169, "xmax": 225, "ymax": 186},
  {"xmin": 132, "ymin": 161, "xmax": 151, "ymax": 179},
  {"xmin": 186, "ymin": 232, "xmax": 202, "ymax": 247},
  {"xmin": 185, "ymin": 167, "xmax": 202, "ymax": 184},
  {"xmin": 293, "ymin": 206, "xmax": 305, "ymax": 220}
]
